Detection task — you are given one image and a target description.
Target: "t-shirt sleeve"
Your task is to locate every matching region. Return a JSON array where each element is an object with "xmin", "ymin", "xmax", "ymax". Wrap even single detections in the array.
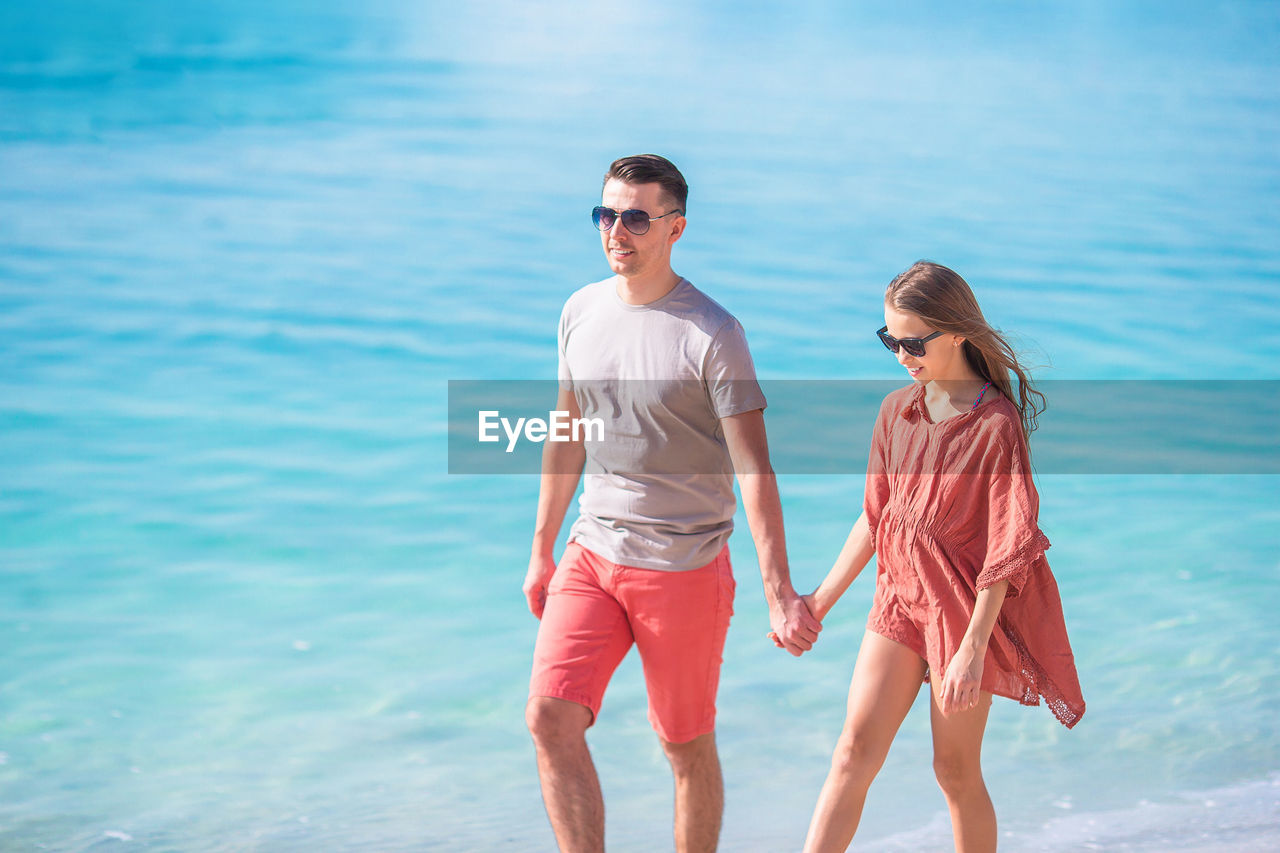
[
  {"xmin": 702, "ymin": 319, "xmax": 767, "ymax": 418},
  {"xmin": 557, "ymin": 301, "xmax": 573, "ymax": 391},
  {"xmin": 975, "ymin": 419, "xmax": 1050, "ymax": 597},
  {"xmin": 863, "ymin": 395, "xmax": 894, "ymax": 553}
]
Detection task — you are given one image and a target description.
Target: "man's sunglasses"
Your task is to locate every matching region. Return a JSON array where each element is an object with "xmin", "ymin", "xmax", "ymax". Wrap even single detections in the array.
[
  {"xmin": 877, "ymin": 326, "xmax": 944, "ymax": 358},
  {"xmin": 592, "ymin": 206, "xmax": 683, "ymax": 236}
]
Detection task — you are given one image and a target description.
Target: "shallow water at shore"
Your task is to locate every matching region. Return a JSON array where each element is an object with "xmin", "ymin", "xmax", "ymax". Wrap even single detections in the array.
[{"xmin": 3, "ymin": 1, "xmax": 1279, "ymax": 850}]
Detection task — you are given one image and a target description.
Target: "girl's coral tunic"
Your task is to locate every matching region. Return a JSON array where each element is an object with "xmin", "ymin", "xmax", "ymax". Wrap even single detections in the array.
[{"xmin": 864, "ymin": 384, "xmax": 1085, "ymax": 728}]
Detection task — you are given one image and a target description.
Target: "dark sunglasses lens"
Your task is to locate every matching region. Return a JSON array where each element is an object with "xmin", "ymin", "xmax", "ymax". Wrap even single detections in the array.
[
  {"xmin": 592, "ymin": 207, "xmax": 615, "ymax": 231},
  {"xmin": 877, "ymin": 329, "xmax": 897, "ymax": 352},
  {"xmin": 902, "ymin": 340, "xmax": 927, "ymax": 358},
  {"xmin": 621, "ymin": 209, "xmax": 651, "ymax": 235}
]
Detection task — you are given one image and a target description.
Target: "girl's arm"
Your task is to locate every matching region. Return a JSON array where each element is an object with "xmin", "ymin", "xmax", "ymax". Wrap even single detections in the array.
[
  {"xmin": 964, "ymin": 579, "xmax": 1010, "ymax": 652},
  {"xmin": 937, "ymin": 579, "xmax": 1010, "ymax": 714},
  {"xmin": 807, "ymin": 511, "xmax": 874, "ymax": 620},
  {"xmin": 767, "ymin": 511, "xmax": 873, "ymax": 649}
]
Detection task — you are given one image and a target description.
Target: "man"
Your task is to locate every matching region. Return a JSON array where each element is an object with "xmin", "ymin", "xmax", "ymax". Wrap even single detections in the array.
[{"xmin": 523, "ymin": 154, "xmax": 820, "ymax": 853}]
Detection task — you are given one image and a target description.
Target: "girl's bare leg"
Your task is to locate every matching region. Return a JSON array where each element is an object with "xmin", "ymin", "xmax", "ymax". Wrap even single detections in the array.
[
  {"xmin": 928, "ymin": 677, "xmax": 996, "ymax": 853},
  {"xmin": 802, "ymin": 631, "xmax": 928, "ymax": 853}
]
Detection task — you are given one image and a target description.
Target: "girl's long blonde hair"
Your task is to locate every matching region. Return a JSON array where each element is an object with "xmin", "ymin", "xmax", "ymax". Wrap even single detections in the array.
[{"xmin": 885, "ymin": 260, "xmax": 1046, "ymax": 438}]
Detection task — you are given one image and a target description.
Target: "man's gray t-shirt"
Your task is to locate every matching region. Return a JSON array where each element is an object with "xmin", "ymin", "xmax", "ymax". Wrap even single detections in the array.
[{"xmin": 558, "ymin": 277, "xmax": 767, "ymax": 571}]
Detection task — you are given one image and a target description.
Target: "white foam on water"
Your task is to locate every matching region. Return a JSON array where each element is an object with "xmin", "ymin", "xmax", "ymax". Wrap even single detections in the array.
[{"xmin": 869, "ymin": 773, "xmax": 1280, "ymax": 852}]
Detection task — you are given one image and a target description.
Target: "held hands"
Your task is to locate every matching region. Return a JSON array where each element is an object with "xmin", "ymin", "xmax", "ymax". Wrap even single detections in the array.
[
  {"xmin": 766, "ymin": 592, "xmax": 822, "ymax": 656},
  {"xmin": 938, "ymin": 640, "xmax": 986, "ymax": 715},
  {"xmin": 522, "ymin": 551, "xmax": 557, "ymax": 619}
]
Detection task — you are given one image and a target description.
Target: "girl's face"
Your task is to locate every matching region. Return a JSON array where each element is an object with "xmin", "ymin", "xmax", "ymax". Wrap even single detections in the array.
[{"xmin": 882, "ymin": 304, "xmax": 967, "ymax": 384}]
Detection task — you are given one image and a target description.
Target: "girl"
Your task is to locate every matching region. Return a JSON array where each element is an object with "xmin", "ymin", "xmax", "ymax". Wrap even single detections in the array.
[{"xmin": 792, "ymin": 261, "xmax": 1085, "ymax": 852}]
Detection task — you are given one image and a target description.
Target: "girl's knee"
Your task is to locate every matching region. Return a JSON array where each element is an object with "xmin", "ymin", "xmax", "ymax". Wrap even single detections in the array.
[
  {"xmin": 932, "ymin": 751, "xmax": 983, "ymax": 796},
  {"xmin": 831, "ymin": 730, "xmax": 888, "ymax": 783}
]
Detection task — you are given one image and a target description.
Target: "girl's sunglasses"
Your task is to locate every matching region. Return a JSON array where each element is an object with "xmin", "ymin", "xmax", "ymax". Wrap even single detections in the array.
[
  {"xmin": 592, "ymin": 206, "xmax": 683, "ymax": 236},
  {"xmin": 877, "ymin": 326, "xmax": 943, "ymax": 358}
]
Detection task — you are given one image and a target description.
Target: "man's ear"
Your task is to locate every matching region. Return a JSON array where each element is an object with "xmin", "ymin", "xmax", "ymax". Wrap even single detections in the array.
[{"xmin": 668, "ymin": 215, "xmax": 686, "ymax": 245}]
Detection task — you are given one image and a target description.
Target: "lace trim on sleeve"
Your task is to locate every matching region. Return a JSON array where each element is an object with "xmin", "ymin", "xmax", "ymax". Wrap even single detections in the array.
[{"xmin": 976, "ymin": 529, "xmax": 1051, "ymax": 597}]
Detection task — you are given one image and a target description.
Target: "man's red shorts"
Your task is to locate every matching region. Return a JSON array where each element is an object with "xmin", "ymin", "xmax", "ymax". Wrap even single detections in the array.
[{"xmin": 529, "ymin": 542, "xmax": 735, "ymax": 744}]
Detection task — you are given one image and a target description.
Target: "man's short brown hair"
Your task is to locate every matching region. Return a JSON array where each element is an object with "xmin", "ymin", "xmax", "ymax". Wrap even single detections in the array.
[{"xmin": 604, "ymin": 154, "xmax": 688, "ymax": 213}]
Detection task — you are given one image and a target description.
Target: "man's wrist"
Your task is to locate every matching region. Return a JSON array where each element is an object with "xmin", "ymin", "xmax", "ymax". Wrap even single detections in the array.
[{"xmin": 764, "ymin": 579, "xmax": 797, "ymax": 605}]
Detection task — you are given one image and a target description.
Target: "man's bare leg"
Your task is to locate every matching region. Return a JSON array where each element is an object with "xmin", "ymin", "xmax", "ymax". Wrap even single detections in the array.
[
  {"xmin": 660, "ymin": 731, "xmax": 723, "ymax": 853},
  {"xmin": 526, "ymin": 697, "xmax": 604, "ymax": 853}
]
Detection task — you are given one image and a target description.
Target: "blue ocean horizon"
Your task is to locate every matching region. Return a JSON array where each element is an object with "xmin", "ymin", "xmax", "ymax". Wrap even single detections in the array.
[{"xmin": 2, "ymin": 2, "xmax": 1278, "ymax": 850}]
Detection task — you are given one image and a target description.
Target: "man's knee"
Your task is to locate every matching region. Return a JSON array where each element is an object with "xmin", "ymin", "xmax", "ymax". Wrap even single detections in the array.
[
  {"xmin": 526, "ymin": 696, "xmax": 592, "ymax": 747},
  {"xmin": 659, "ymin": 731, "xmax": 718, "ymax": 777}
]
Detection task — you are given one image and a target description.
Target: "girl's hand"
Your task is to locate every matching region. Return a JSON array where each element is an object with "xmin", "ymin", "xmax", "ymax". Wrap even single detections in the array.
[
  {"xmin": 938, "ymin": 642, "xmax": 985, "ymax": 715},
  {"xmin": 768, "ymin": 593, "xmax": 820, "ymax": 648}
]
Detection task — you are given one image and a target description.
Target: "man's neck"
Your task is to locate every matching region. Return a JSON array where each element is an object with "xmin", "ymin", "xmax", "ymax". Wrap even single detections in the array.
[{"xmin": 615, "ymin": 270, "xmax": 682, "ymax": 306}]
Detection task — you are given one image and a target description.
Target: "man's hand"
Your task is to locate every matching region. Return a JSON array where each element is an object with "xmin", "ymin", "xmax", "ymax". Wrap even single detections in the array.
[
  {"xmin": 768, "ymin": 590, "xmax": 822, "ymax": 656},
  {"xmin": 523, "ymin": 551, "xmax": 557, "ymax": 619},
  {"xmin": 768, "ymin": 592, "xmax": 821, "ymax": 650}
]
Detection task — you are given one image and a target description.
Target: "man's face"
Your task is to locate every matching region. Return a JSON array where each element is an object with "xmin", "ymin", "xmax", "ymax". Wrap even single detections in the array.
[{"xmin": 599, "ymin": 178, "xmax": 685, "ymax": 279}]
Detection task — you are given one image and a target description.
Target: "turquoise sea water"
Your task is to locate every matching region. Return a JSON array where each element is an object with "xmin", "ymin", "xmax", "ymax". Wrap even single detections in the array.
[{"xmin": 2, "ymin": 2, "xmax": 1279, "ymax": 850}]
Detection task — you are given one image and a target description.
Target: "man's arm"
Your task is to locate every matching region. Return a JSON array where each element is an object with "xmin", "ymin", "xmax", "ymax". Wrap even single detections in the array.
[
  {"xmin": 721, "ymin": 408, "xmax": 821, "ymax": 656},
  {"xmin": 523, "ymin": 386, "xmax": 586, "ymax": 619}
]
